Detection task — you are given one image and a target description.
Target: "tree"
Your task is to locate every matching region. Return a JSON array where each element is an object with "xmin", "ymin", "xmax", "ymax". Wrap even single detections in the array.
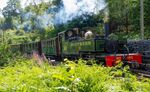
[
  {"xmin": 22, "ymin": 0, "xmax": 63, "ymax": 31},
  {"xmin": 2, "ymin": 0, "xmax": 22, "ymax": 29},
  {"xmin": 25, "ymin": 0, "xmax": 63, "ymax": 15},
  {"xmin": 105, "ymin": 0, "xmax": 141, "ymax": 35},
  {"xmin": 144, "ymin": 0, "xmax": 150, "ymax": 38},
  {"xmin": 105, "ymin": 0, "xmax": 150, "ymax": 39}
]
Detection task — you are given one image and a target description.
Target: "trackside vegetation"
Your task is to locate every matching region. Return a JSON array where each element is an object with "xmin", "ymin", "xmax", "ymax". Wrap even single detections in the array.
[{"xmin": 0, "ymin": 58, "xmax": 150, "ymax": 92}]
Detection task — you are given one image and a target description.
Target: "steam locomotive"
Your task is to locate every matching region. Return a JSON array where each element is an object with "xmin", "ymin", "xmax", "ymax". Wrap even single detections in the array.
[{"xmin": 11, "ymin": 27, "xmax": 146, "ymax": 67}]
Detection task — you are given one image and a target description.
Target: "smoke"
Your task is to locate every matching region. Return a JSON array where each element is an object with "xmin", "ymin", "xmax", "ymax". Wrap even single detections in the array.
[
  {"xmin": 54, "ymin": 0, "xmax": 106, "ymax": 24},
  {"xmin": 19, "ymin": 0, "xmax": 106, "ymax": 30},
  {"xmin": 36, "ymin": 14, "xmax": 53, "ymax": 28}
]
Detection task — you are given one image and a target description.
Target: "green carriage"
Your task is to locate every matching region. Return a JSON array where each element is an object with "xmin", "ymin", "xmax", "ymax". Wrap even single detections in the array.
[
  {"xmin": 41, "ymin": 38, "xmax": 57, "ymax": 57},
  {"xmin": 21, "ymin": 42, "xmax": 40, "ymax": 54}
]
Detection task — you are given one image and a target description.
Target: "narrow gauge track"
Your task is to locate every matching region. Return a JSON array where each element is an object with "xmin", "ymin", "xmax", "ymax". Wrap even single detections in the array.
[
  {"xmin": 130, "ymin": 69, "xmax": 150, "ymax": 78},
  {"xmin": 127, "ymin": 40, "xmax": 150, "ymax": 78}
]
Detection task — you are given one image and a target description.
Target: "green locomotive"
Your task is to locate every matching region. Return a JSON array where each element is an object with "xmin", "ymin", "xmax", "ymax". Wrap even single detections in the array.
[{"xmin": 58, "ymin": 28, "xmax": 105, "ymax": 59}]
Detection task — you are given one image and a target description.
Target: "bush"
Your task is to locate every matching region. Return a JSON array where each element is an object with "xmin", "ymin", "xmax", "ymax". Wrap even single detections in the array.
[
  {"xmin": 0, "ymin": 43, "xmax": 21, "ymax": 67},
  {"xmin": 0, "ymin": 59, "xmax": 150, "ymax": 92}
]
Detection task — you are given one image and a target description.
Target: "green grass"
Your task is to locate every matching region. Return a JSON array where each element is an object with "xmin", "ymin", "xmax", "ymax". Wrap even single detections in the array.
[{"xmin": 0, "ymin": 59, "xmax": 150, "ymax": 92}]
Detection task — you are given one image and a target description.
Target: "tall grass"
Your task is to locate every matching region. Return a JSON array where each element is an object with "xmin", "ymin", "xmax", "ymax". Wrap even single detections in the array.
[
  {"xmin": 0, "ymin": 43, "xmax": 22, "ymax": 67},
  {"xmin": 0, "ymin": 44, "xmax": 13, "ymax": 66},
  {"xmin": 0, "ymin": 58, "xmax": 150, "ymax": 92}
]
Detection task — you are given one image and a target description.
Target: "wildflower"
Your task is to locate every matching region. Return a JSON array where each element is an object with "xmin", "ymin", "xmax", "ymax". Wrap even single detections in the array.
[{"xmin": 55, "ymin": 86, "xmax": 71, "ymax": 92}]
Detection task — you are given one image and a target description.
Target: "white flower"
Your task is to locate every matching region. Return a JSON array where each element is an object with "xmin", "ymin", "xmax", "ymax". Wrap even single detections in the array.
[
  {"xmin": 73, "ymin": 78, "xmax": 81, "ymax": 85},
  {"xmin": 55, "ymin": 86, "xmax": 71, "ymax": 92},
  {"xmin": 74, "ymin": 78, "xmax": 80, "ymax": 82}
]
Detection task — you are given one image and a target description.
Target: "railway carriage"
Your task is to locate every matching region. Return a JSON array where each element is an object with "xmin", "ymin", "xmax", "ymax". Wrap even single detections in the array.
[
  {"xmin": 20, "ymin": 41, "xmax": 41, "ymax": 55},
  {"xmin": 41, "ymin": 38, "xmax": 58, "ymax": 59}
]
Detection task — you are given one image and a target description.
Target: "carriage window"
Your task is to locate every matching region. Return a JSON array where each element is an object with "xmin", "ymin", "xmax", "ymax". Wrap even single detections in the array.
[
  {"xmin": 42, "ymin": 42, "xmax": 45, "ymax": 47},
  {"xmin": 32, "ymin": 44, "xmax": 34, "ymax": 49},
  {"xmin": 51, "ymin": 41, "xmax": 52, "ymax": 46},
  {"xmin": 46, "ymin": 41, "xmax": 47, "ymax": 47},
  {"xmin": 54, "ymin": 40, "xmax": 55, "ymax": 46},
  {"xmin": 46, "ymin": 41, "xmax": 48, "ymax": 47},
  {"xmin": 49, "ymin": 41, "xmax": 50, "ymax": 47},
  {"xmin": 29, "ymin": 44, "xmax": 32, "ymax": 49},
  {"xmin": 47, "ymin": 41, "xmax": 49, "ymax": 47},
  {"xmin": 52, "ymin": 40, "xmax": 54, "ymax": 47},
  {"xmin": 49, "ymin": 41, "xmax": 51, "ymax": 46}
]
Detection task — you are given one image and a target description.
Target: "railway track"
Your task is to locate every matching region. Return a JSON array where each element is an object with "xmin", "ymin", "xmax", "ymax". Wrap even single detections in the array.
[
  {"xmin": 130, "ymin": 69, "xmax": 150, "ymax": 78},
  {"xmin": 127, "ymin": 40, "xmax": 150, "ymax": 78}
]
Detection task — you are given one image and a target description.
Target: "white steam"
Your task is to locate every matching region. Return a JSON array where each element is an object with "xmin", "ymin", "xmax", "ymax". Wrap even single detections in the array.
[{"xmin": 54, "ymin": 0, "xmax": 106, "ymax": 24}]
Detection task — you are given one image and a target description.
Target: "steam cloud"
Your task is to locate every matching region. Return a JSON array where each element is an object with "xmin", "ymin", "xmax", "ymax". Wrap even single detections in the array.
[
  {"xmin": 17, "ymin": 0, "xmax": 106, "ymax": 29},
  {"xmin": 54, "ymin": 0, "xmax": 106, "ymax": 24}
]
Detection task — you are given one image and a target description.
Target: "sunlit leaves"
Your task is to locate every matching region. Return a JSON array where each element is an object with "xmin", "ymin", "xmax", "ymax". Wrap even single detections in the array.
[{"xmin": 0, "ymin": 59, "xmax": 150, "ymax": 91}]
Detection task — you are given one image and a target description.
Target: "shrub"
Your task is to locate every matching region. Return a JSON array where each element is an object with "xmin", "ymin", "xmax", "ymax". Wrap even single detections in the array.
[
  {"xmin": 0, "ymin": 43, "xmax": 21, "ymax": 67},
  {"xmin": 0, "ymin": 59, "xmax": 150, "ymax": 92}
]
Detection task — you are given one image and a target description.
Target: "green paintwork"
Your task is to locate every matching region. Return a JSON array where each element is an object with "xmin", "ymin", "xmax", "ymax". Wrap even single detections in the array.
[
  {"xmin": 62, "ymin": 39, "xmax": 105, "ymax": 55},
  {"xmin": 42, "ymin": 39, "xmax": 56, "ymax": 55},
  {"xmin": 22, "ymin": 42, "xmax": 39, "ymax": 54},
  {"xmin": 95, "ymin": 40, "xmax": 105, "ymax": 51}
]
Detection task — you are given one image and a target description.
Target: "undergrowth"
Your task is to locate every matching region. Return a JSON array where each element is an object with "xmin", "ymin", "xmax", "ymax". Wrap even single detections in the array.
[
  {"xmin": 0, "ymin": 44, "xmax": 15, "ymax": 67},
  {"xmin": 0, "ymin": 58, "xmax": 150, "ymax": 92}
]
